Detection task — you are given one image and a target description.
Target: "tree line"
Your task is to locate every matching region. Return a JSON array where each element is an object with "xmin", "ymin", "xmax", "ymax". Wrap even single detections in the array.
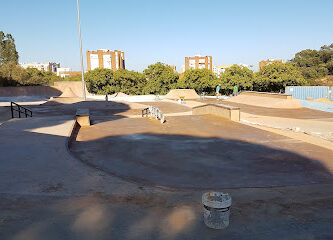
[
  {"xmin": 85, "ymin": 62, "xmax": 306, "ymax": 95},
  {"xmin": 1, "ymin": 30, "xmax": 332, "ymax": 95},
  {"xmin": 0, "ymin": 31, "xmax": 62, "ymax": 87}
]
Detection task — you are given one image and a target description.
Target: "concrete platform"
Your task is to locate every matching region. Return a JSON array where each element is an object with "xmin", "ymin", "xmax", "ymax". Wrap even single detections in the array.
[
  {"xmin": 198, "ymin": 99, "xmax": 333, "ymax": 119},
  {"xmin": 192, "ymin": 103, "xmax": 240, "ymax": 121}
]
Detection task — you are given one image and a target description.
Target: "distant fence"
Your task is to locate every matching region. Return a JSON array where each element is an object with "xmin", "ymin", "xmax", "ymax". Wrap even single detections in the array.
[{"xmin": 285, "ymin": 86, "xmax": 333, "ymax": 100}]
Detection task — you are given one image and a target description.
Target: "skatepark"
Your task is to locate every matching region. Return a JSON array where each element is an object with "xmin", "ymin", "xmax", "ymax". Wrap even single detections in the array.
[{"xmin": 0, "ymin": 82, "xmax": 333, "ymax": 239}]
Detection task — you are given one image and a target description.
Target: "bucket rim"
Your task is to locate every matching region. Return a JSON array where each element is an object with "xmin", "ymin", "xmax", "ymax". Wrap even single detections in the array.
[{"xmin": 202, "ymin": 192, "xmax": 232, "ymax": 209}]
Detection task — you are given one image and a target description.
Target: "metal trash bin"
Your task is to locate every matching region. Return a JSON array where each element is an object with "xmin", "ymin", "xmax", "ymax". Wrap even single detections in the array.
[{"xmin": 202, "ymin": 192, "xmax": 232, "ymax": 229}]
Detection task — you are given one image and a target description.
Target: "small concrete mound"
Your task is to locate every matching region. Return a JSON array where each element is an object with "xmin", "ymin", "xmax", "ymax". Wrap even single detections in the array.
[
  {"xmin": 58, "ymin": 87, "xmax": 78, "ymax": 98},
  {"xmin": 165, "ymin": 89, "xmax": 200, "ymax": 100},
  {"xmin": 53, "ymin": 81, "xmax": 89, "ymax": 98}
]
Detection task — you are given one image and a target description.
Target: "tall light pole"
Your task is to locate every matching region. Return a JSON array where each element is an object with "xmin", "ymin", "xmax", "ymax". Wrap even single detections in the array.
[{"xmin": 76, "ymin": 0, "xmax": 86, "ymax": 100}]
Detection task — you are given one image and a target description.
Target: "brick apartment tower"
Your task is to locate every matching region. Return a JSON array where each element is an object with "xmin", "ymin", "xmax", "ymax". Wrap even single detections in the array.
[
  {"xmin": 185, "ymin": 55, "xmax": 213, "ymax": 71},
  {"xmin": 86, "ymin": 49, "xmax": 125, "ymax": 71}
]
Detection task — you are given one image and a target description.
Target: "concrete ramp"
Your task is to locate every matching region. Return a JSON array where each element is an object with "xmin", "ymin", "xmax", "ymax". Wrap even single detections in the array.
[
  {"xmin": 192, "ymin": 104, "xmax": 240, "ymax": 121},
  {"xmin": 0, "ymin": 86, "xmax": 62, "ymax": 97},
  {"xmin": 226, "ymin": 92, "xmax": 302, "ymax": 109},
  {"xmin": 165, "ymin": 89, "xmax": 200, "ymax": 100},
  {"xmin": 58, "ymin": 87, "xmax": 78, "ymax": 98},
  {"xmin": 53, "ymin": 81, "xmax": 89, "ymax": 98}
]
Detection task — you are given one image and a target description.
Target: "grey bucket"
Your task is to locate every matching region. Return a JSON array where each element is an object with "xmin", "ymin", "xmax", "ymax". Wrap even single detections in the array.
[{"xmin": 202, "ymin": 192, "xmax": 232, "ymax": 229}]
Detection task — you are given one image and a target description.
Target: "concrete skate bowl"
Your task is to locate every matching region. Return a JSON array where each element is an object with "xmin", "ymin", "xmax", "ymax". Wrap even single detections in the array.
[
  {"xmin": 0, "ymin": 81, "xmax": 88, "ymax": 102},
  {"xmin": 0, "ymin": 86, "xmax": 62, "ymax": 102},
  {"xmin": 69, "ymin": 117, "xmax": 333, "ymax": 190}
]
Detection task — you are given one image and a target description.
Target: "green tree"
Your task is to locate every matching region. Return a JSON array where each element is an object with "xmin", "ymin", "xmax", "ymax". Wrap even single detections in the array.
[
  {"xmin": 177, "ymin": 69, "xmax": 217, "ymax": 94},
  {"xmin": 255, "ymin": 62, "xmax": 305, "ymax": 92},
  {"xmin": 319, "ymin": 43, "xmax": 333, "ymax": 75},
  {"xmin": 0, "ymin": 62, "xmax": 28, "ymax": 86},
  {"xmin": 0, "ymin": 31, "xmax": 19, "ymax": 64},
  {"xmin": 219, "ymin": 65, "xmax": 254, "ymax": 94},
  {"xmin": 290, "ymin": 43, "xmax": 333, "ymax": 79},
  {"xmin": 143, "ymin": 62, "xmax": 179, "ymax": 95},
  {"xmin": 84, "ymin": 68, "xmax": 114, "ymax": 94},
  {"xmin": 112, "ymin": 69, "xmax": 146, "ymax": 95},
  {"xmin": 25, "ymin": 68, "xmax": 61, "ymax": 86}
]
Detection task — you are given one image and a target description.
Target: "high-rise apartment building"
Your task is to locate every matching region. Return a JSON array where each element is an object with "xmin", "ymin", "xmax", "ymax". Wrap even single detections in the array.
[
  {"xmin": 86, "ymin": 49, "xmax": 125, "ymax": 71},
  {"xmin": 259, "ymin": 59, "xmax": 283, "ymax": 70},
  {"xmin": 184, "ymin": 55, "xmax": 213, "ymax": 72},
  {"xmin": 20, "ymin": 62, "xmax": 60, "ymax": 72}
]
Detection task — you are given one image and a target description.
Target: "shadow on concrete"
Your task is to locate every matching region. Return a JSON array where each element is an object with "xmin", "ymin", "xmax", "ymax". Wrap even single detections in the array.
[
  {"xmin": 70, "ymin": 132, "xmax": 333, "ymax": 190},
  {"xmin": 1, "ymin": 101, "xmax": 333, "ymax": 239},
  {"xmin": 0, "ymin": 86, "xmax": 62, "ymax": 97},
  {"xmin": 30, "ymin": 100, "xmax": 133, "ymax": 118},
  {"xmin": 4, "ymin": 100, "xmax": 134, "ymax": 125}
]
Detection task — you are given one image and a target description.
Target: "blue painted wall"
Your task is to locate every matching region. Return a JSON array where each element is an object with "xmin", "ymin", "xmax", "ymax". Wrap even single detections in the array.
[{"xmin": 285, "ymin": 86, "xmax": 332, "ymax": 100}]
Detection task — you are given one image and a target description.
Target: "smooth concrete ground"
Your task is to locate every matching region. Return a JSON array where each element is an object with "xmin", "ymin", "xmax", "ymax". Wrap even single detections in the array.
[
  {"xmin": 71, "ymin": 115, "xmax": 333, "ymax": 189},
  {"xmin": 1, "ymin": 97, "xmax": 333, "ymax": 239}
]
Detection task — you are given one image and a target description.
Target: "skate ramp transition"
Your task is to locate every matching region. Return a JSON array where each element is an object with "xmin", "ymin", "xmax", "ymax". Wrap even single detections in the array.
[
  {"xmin": 0, "ymin": 81, "xmax": 88, "ymax": 98},
  {"xmin": 0, "ymin": 86, "xmax": 62, "ymax": 97},
  {"xmin": 192, "ymin": 104, "xmax": 240, "ymax": 121},
  {"xmin": 225, "ymin": 91, "xmax": 302, "ymax": 109},
  {"xmin": 53, "ymin": 81, "xmax": 89, "ymax": 98},
  {"xmin": 165, "ymin": 89, "xmax": 200, "ymax": 100}
]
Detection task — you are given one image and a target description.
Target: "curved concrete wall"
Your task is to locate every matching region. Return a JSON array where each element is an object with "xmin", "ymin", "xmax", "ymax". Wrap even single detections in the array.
[
  {"xmin": 0, "ymin": 86, "xmax": 62, "ymax": 97},
  {"xmin": 0, "ymin": 82, "xmax": 88, "ymax": 98}
]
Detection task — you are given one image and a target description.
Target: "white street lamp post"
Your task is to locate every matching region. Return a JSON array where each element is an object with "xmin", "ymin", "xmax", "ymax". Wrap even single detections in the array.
[{"xmin": 76, "ymin": 0, "xmax": 86, "ymax": 100}]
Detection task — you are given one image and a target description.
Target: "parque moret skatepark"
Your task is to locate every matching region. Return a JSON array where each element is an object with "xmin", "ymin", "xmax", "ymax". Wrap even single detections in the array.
[{"xmin": 0, "ymin": 82, "xmax": 333, "ymax": 239}]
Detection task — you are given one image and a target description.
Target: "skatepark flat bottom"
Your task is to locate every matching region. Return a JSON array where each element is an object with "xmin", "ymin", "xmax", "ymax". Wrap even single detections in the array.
[{"xmin": 70, "ymin": 115, "xmax": 333, "ymax": 189}]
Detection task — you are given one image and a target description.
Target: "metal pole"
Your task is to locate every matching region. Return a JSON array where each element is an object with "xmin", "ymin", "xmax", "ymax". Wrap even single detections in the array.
[
  {"xmin": 11, "ymin": 102, "xmax": 14, "ymax": 118},
  {"xmin": 76, "ymin": 0, "xmax": 86, "ymax": 100}
]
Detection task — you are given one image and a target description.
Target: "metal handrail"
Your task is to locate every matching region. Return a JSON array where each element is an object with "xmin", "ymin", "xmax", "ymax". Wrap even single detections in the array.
[
  {"xmin": 10, "ymin": 102, "xmax": 32, "ymax": 118},
  {"xmin": 142, "ymin": 106, "xmax": 165, "ymax": 123},
  {"xmin": 142, "ymin": 108, "xmax": 149, "ymax": 117}
]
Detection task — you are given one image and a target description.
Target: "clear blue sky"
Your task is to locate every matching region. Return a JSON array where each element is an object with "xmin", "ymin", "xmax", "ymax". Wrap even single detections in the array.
[{"xmin": 1, "ymin": 0, "xmax": 332, "ymax": 72}]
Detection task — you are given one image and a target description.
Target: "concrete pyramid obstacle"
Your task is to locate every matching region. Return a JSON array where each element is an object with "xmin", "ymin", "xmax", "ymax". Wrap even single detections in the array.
[
  {"xmin": 58, "ymin": 87, "xmax": 78, "ymax": 98},
  {"xmin": 165, "ymin": 89, "xmax": 200, "ymax": 100}
]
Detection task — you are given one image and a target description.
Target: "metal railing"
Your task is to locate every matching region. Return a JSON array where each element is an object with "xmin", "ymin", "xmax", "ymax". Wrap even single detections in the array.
[
  {"xmin": 142, "ymin": 106, "xmax": 165, "ymax": 123},
  {"xmin": 142, "ymin": 107, "xmax": 149, "ymax": 117},
  {"xmin": 10, "ymin": 102, "xmax": 32, "ymax": 118}
]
